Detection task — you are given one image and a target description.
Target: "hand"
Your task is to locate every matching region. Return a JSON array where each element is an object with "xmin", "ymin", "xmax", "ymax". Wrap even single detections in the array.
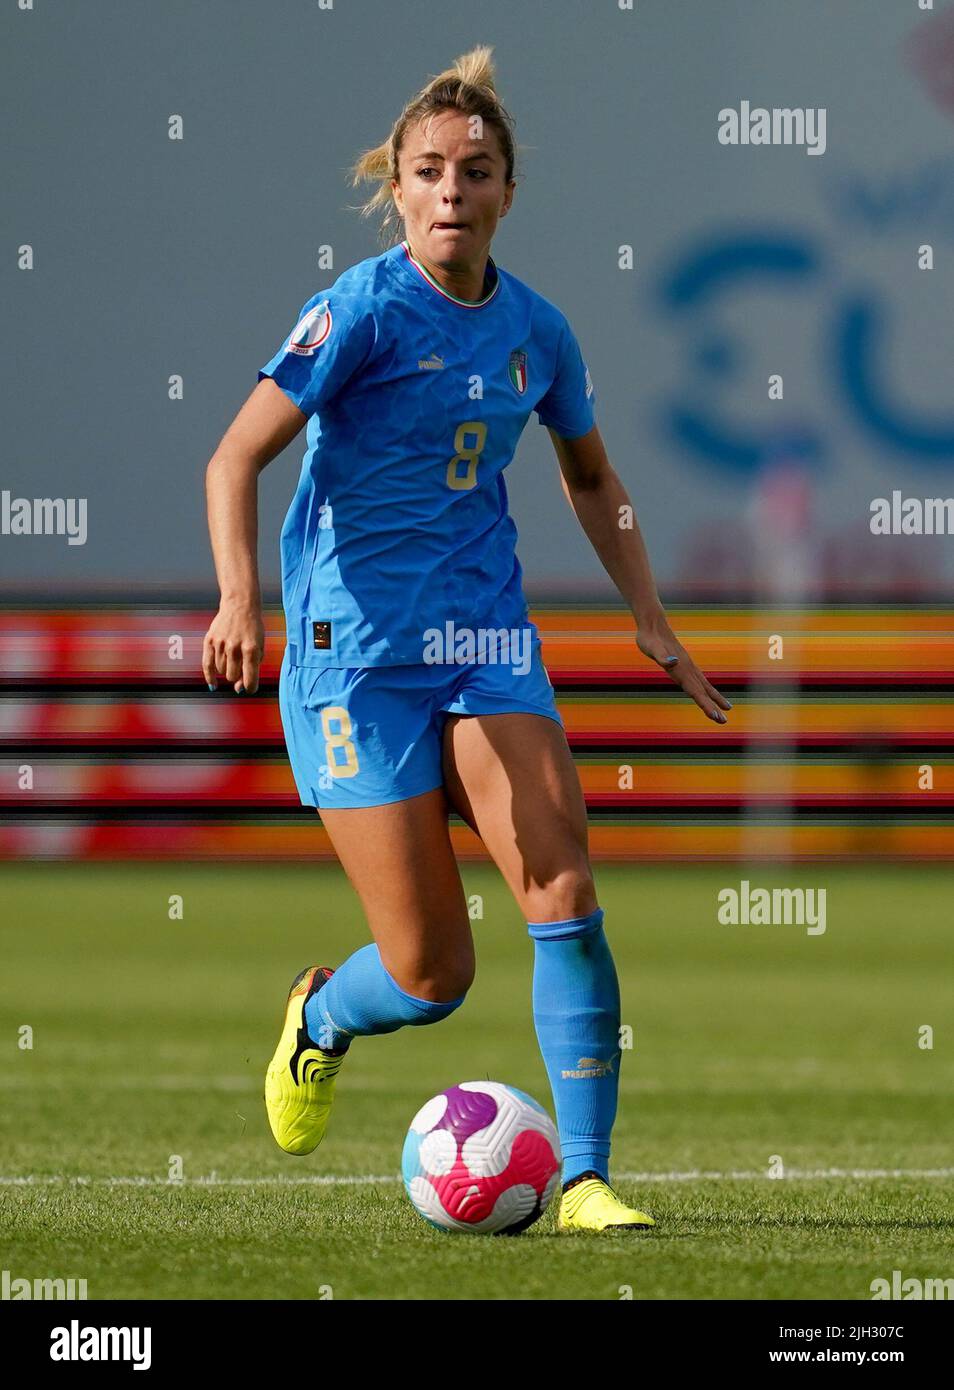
[
  {"xmin": 635, "ymin": 612, "xmax": 732, "ymax": 724},
  {"xmin": 202, "ymin": 600, "xmax": 265, "ymax": 694}
]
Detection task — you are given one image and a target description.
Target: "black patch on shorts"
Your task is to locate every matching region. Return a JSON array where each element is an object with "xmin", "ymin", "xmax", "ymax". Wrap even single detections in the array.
[{"xmin": 313, "ymin": 621, "xmax": 332, "ymax": 650}]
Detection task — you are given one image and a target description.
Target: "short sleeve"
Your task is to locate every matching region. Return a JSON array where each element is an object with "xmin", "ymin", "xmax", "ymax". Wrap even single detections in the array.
[
  {"xmin": 257, "ymin": 292, "xmax": 375, "ymax": 417},
  {"xmin": 535, "ymin": 317, "xmax": 596, "ymax": 439}
]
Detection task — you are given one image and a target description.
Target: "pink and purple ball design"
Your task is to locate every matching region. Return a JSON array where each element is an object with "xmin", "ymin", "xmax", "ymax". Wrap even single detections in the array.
[{"xmin": 402, "ymin": 1081, "xmax": 561, "ymax": 1235}]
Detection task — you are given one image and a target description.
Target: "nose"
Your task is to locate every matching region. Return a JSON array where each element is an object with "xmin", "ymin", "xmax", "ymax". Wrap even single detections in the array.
[{"xmin": 440, "ymin": 169, "xmax": 465, "ymax": 205}]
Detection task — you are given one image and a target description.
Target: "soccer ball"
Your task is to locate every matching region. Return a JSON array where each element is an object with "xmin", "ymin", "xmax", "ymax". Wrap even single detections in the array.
[{"xmin": 402, "ymin": 1081, "xmax": 561, "ymax": 1235}]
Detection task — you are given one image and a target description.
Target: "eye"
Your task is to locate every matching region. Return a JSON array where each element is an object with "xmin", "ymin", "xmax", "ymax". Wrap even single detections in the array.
[{"xmin": 414, "ymin": 166, "xmax": 490, "ymax": 179}]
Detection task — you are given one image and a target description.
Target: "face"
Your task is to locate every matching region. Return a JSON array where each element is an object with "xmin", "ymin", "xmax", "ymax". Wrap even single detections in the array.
[{"xmin": 391, "ymin": 109, "xmax": 515, "ymax": 267}]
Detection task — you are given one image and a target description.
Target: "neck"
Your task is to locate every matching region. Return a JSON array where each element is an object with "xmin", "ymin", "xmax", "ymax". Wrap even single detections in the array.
[{"xmin": 404, "ymin": 239, "xmax": 493, "ymax": 304}]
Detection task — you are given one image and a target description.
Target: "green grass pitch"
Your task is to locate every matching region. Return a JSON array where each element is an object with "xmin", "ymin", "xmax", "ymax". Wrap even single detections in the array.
[{"xmin": 2, "ymin": 862, "xmax": 952, "ymax": 1300}]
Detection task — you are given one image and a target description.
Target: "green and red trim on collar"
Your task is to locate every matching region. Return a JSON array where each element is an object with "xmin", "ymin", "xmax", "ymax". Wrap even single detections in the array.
[{"xmin": 400, "ymin": 240, "xmax": 500, "ymax": 308}]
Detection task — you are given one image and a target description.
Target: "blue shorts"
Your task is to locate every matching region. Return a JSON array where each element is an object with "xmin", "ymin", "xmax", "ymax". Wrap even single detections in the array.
[{"xmin": 279, "ymin": 639, "xmax": 563, "ymax": 809}]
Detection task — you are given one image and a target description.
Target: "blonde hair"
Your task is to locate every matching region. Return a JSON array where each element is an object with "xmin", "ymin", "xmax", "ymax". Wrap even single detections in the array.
[{"xmin": 349, "ymin": 45, "xmax": 518, "ymax": 247}]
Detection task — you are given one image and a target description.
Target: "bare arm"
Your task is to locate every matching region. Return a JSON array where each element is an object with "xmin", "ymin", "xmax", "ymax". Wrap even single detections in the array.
[
  {"xmin": 548, "ymin": 424, "xmax": 731, "ymax": 724},
  {"xmin": 203, "ymin": 378, "xmax": 307, "ymax": 694}
]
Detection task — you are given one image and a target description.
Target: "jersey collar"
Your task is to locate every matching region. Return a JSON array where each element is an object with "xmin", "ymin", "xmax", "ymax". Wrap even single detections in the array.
[{"xmin": 396, "ymin": 239, "xmax": 500, "ymax": 309}]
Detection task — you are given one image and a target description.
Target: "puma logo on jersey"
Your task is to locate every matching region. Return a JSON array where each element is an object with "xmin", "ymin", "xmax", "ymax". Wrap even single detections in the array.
[
  {"xmin": 418, "ymin": 352, "xmax": 445, "ymax": 370},
  {"xmin": 288, "ymin": 300, "xmax": 332, "ymax": 356},
  {"xmin": 584, "ymin": 364, "xmax": 594, "ymax": 399}
]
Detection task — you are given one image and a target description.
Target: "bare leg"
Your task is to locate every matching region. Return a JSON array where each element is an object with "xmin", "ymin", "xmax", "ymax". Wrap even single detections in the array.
[
  {"xmin": 441, "ymin": 713, "xmax": 597, "ymax": 922},
  {"xmin": 318, "ymin": 786, "xmax": 475, "ymax": 1002}
]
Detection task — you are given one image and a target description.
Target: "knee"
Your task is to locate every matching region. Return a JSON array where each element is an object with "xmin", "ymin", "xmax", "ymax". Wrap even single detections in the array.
[
  {"xmin": 524, "ymin": 864, "xmax": 598, "ymax": 925},
  {"xmin": 385, "ymin": 952, "xmax": 475, "ymax": 1006}
]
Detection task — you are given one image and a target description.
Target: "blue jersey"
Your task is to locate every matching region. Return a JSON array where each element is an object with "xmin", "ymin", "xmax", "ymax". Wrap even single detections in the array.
[{"xmin": 258, "ymin": 240, "xmax": 596, "ymax": 667}]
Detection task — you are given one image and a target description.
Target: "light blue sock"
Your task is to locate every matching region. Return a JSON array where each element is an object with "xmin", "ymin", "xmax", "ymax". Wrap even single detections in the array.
[
  {"xmin": 527, "ymin": 907, "xmax": 621, "ymax": 1186},
  {"xmin": 304, "ymin": 942, "xmax": 466, "ymax": 1051}
]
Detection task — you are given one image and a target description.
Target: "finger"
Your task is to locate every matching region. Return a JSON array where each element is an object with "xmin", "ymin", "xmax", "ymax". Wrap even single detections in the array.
[
  {"xmin": 636, "ymin": 633, "xmax": 681, "ymax": 669},
  {"xmin": 658, "ymin": 652, "xmax": 683, "ymax": 681},
  {"xmin": 702, "ymin": 677, "xmax": 733, "ymax": 712},
  {"xmin": 201, "ymin": 637, "xmax": 218, "ymax": 690},
  {"xmin": 644, "ymin": 643, "xmax": 681, "ymax": 669},
  {"xmin": 225, "ymin": 646, "xmax": 243, "ymax": 685},
  {"xmin": 682, "ymin": 668, "xmax": 728, "ymax": 723},
  {"xmin": 241, "ymin": 645, "xmax": 261, "ymax": 695}
]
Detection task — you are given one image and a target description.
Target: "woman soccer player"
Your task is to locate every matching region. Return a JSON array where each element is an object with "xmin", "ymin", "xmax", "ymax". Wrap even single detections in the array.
[{"xmin": 203, "ymin": 46, "xmax": 730, "ymax": 1233}]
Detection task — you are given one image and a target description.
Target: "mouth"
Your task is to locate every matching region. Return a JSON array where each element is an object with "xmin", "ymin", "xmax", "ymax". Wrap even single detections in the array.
[{"xmin": 432, "ymin": 222, "xmax": 469, "ymax": 231}]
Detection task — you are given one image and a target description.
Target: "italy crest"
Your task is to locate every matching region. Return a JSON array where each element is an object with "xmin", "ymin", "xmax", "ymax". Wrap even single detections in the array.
[{"xmin": 508, "ymin": 348, "xmax": 528, "ymax": 394}]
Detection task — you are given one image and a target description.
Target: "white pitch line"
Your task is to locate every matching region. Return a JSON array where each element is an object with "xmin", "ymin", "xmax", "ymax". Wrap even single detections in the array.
[
  {"xmin": 617, "ymin": 1167, "xmax": 954, "ymax": 1182},
  {"xmin": 0, "ymin": 1174, "xmax": 398, "ymax": 1188},
  {"xmin": 1, "ymin": 1168, "xmax": 952, "ymax": 1188}
]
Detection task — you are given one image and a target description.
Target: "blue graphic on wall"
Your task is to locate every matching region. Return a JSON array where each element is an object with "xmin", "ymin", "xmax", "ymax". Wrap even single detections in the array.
[{"xmin": 656, "ymin": 229, "xmax": 954, "ymax": 475}]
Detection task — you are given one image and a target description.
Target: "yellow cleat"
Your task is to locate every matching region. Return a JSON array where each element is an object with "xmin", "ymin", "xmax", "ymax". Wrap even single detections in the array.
[
  {"xmin": 264, "ymin": 966, "xmax": 348, "ymax": 1156},
  {"xmin": 557, "ymin": 1173, "xmax": 656, "ymax": 1233}
]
